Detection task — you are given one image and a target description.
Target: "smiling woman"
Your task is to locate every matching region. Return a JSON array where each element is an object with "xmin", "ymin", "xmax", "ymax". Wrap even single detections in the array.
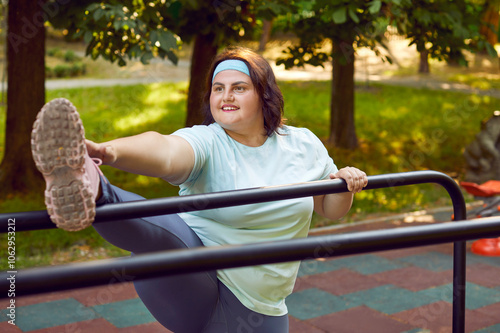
[
  {"xmin": 202, "ymin": 47, "xmax": 285, "ymax": 139},
  {"xmin": 29, "ymin": 46, "xmax": 367, "ymax": 333},
  {"xmin": 210, "ymin": 68, "xmax": 264, "ymax": 146}
]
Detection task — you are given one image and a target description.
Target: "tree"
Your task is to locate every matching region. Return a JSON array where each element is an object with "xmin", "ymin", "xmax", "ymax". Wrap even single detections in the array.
[
  {"xmin": 480, "ymin": 0, "xmax": 499, "ymax": 47},
  {"xmin": 258, "ymin": 19, "xmax": 273, "ymax": 52},
  {"xmin": 277, "ymin": 0, "xmax": 394, "ymax": 149},
  {"xmin": 0, "ymin": 0, "xmax": 290, "ymax": 198},
  {"xmin": 0, "ymin": 0, "xmax": 46, "ymax": 199},
  {"xmin": 391, "ymin": 0, "xmax": 498, "ymax": 73},
  {"xmin": 277, "ymin": 0, "xmax": 498, "ymax": 149},
  {"xmin": 51, "ymin": 0, "xmax": 290, "ymax": 126}
]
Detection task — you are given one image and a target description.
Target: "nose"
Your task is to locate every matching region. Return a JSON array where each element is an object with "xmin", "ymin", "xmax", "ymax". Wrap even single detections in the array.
[{"xmin": 223, "ymin": 89, "xmax": 234, "ymax": 102}]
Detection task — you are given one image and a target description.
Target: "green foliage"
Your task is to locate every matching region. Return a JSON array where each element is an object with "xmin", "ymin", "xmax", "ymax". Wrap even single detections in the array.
[
  {"xmin": 278, "ymin": 0, "xmax": 498, "ymax": 69},
  {"xmin": 45, "ymin": 48, "xmax": 87, "ymax": 78},
  {"xmin": 48, "ymin": 1, "xmax": 180, "ymax": 66},
  {"xmin": 47, "ymin": 62, "xmax": 86, "ymax": 78},
  {"xmin": 46, "ymin": 0, "xmax": 292, "ymax": 67},
  {"xmin": 277, "ymin": 0, "xmax": 395, "ymax": 69},
  {"xmin": 47, "ymin": 47, "xmax": 64, "ymax": 57},
  {"xmin": 391, "ymin": 0, "xmax": 498, "ymax": 66},
  {"xmin": 63, "ymin": 49, "xmax": 78, "ymax": 62}
]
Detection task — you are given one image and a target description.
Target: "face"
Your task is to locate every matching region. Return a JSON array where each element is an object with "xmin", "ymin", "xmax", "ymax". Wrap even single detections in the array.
[{"xmin": 210, "ymin": 70, "xmax": 264, "ymax": 137}]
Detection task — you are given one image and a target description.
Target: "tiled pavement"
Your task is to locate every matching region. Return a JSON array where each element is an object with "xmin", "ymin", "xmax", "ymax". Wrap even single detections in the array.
[{"xmin": 1, "ymin": 218, "xmax": 500, "ymax": 333}]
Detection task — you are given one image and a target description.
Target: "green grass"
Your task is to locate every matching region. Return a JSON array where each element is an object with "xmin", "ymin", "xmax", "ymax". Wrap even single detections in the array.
[
  {"xmin": 1, "ymin": 80, "xmax": 497, "ymax": 268},
  {"xmin": 281, "ymin": 81, "xmax": 493, "ymax": 225},
  {"xmin": 448, "ymin": 73, "xmax": 500, "ymax": 91}
]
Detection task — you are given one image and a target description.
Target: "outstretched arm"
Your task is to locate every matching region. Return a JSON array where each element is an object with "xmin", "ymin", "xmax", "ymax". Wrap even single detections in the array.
[
  {"xmin": 313, "ymin": 167, "xmax": 368, "ymax": 220},
  {"xmin": 86, "ymin": 132, "xmax": 194, "ymax": 185}
]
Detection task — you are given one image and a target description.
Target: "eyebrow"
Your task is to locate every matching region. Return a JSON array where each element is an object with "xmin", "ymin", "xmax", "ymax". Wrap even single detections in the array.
[{"xmin": 212, "ymin": 81, "xmax": 250, "ymax": 87}]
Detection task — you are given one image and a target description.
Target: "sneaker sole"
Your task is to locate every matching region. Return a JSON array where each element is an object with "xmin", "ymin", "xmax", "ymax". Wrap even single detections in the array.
[{"xmin": 31, "ymin": 98, "xmax": 95, "ymax": 231}]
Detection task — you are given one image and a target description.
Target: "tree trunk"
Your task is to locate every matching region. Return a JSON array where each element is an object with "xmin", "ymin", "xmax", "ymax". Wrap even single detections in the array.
[
  {"xmin": 329, "ymin": 40, "xmax": 358, "ymax": 149},
  {"xmin": 258, "ymin": 19, "xmax": 273, "ymax": 52},
  {"xmin": 480, "ymin": 4, "xmax": 499, "ymax": 46},
  {"xmin": 418, "ymin": 49, "xmax": 430, "ymax": 73},
  {"xmin": 0, "ymin": 0, "xmax": 46, "ymax": 199},
  {"xmin": 185, "ymin": 33, "xmax": 218, "ymax": 127}
]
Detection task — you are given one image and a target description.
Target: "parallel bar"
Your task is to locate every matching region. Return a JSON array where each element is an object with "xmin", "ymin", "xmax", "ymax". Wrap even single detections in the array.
[
  {"xmin": 1, "ymin": 216, "xmax": 498, "ymax": 299},
  {"xmin": 0, "ymin": 171, "xmax": 468, "ymax": 332},
  {"xmin": 0, "ymin": 171, "xmax": 464, "ymax": 231}
]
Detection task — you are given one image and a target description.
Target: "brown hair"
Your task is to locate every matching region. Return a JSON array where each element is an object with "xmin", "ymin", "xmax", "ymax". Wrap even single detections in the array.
[{"xmin": 201, "ymin": 46, "xmax": 285, "ymax": 136}]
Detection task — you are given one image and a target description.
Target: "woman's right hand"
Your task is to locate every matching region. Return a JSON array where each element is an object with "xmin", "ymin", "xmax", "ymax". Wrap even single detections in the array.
[{"xmin": 85, "ymin": 139, "xmax": 117, "ymax": 165}]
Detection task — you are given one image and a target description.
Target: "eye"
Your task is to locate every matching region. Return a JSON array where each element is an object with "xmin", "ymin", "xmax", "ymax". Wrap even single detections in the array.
[
  {"xmin": 213, "ymin": 86, "xmax": 223, "ymax": 92},
  {"xmin": 234, "ymin": 86, "xmax": 245, "ymax": 92}
]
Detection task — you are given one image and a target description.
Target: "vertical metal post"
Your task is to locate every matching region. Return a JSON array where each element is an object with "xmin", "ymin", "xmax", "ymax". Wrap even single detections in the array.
[
  {"xmin": 453, "ymin": 241, "xmax": 466, "ymax": 333},
  {"xmin": 439, "ymin": 176, "xmax": 467, "ymax": 333}
]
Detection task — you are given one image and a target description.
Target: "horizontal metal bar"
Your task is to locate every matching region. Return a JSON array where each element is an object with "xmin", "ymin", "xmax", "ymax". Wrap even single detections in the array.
[
  {"xmin": 0, "ymin": 170, "xmax": 468, "ymax": 332},
  {"xmin": 0, "ymin": 171, "xmax": 466, "ymax": 232},
  {"xmin": 1, "ymin": 216, "xmax": 498, "ymax": 299}
]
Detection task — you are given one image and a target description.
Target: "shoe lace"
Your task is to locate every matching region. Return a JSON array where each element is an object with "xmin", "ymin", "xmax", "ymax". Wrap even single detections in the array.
[{"xmin": 91, "ymin": 158, "xmax": 108, "ymax": 184}]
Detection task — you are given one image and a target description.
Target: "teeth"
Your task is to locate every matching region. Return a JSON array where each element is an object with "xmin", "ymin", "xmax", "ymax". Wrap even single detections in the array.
[{"xmin": 222, "ymin": 107, "xmax": 238, "ymax": 111}]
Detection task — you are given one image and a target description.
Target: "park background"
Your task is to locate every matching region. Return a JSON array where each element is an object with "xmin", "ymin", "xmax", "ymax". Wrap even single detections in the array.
[{"xmin": 0, "ymin": 1, "xmax": 499, "ymax": 269}]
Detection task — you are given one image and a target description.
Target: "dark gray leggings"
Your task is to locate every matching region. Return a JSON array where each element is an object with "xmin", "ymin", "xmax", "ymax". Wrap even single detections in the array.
[{"xmin": 93, "ymin": 177, "xmax": 289, "ymax": 333}]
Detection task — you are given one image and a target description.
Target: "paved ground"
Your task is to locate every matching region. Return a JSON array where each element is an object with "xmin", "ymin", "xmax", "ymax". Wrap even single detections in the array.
[{"xmin": 1, "ymin": 207, "xmax": 500, "ymax": 333}]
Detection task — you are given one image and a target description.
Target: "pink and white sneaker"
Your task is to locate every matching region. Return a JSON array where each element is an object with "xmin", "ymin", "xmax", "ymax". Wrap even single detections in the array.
[{"xmin": 31, "ymin": 98, "xmax": 101, "ymax": 231}]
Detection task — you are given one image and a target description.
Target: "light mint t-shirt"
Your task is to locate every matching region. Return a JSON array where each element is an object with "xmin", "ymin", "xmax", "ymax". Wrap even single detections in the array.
[{"xmin": 172, "ymin": 123, "xmax": 337, "ymax": 316}]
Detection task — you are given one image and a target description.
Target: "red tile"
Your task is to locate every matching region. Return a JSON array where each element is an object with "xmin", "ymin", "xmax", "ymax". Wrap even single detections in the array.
[
  {"xmin": 475, "ymin": 302, "xmax": 500, "ymax": 320},
  {"xmin": 466, "ymin": 264, "xmax": 500, "ymax": 288},
  {"xmin": 293, "ymin": 277, "xmax": 317, "ymax": 293},
  {"xmin": 391, "ymin": 301, "xmax": 497, "ymax": 333},
  {"xmin": 71, "ymin": 282, "xmax": 138, "ymax": 307},
  {"xmin": 371, "ymin": 266, "xmax": 452, "ymax": 291},
  {"xmin": 118, "ymin": 321, "xmax": 173, "ymax": 333},
  {"xmin": 307, "ymin": 306, "xmax": 415, "ymax": 333},
  {"xmin": 298, "ymin": 268, "xmax": 385, "ymax": 295},
  {"xmin": 429, "ymin": 243, "xmax": 455, "ymax": 255},
  {"xmin": 376, "ymin": 244, "xmax": 451, "ymax": 260},
  {"xmin": 466, "ymin": 308, "xmax": 500, "ymax": 332},
  {"xmin": 289, "ymin": 316, "xmax": 326, "ymax": 333},
  {"xmin": 0, "ymin": 321, "xmax": 23, "ymax": 333},
  {"xmin": 27, "ymin": 318, "xmax": 119, "ymax": 333},
  {"xmin": 391, "ymin": 301, "xmax": 452, "ymax": 332}
]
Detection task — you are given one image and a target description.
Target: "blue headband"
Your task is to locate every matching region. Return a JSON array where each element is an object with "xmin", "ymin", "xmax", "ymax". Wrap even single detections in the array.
[{"xmin": 212, "ymin": 59, "xmax": 250, "ymax": 82}]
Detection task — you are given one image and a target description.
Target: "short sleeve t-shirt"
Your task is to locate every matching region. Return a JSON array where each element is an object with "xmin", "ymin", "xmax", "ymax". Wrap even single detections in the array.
[{"xmin": 172, "ymin": 123, "xmax": 338, "ymax": 316}]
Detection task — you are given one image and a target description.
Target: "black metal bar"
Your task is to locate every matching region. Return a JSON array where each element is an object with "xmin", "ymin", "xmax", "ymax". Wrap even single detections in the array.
[
  {"xmin": 2, "ymin": 216, "xmax": 498, "ymax": 299},
  {"xmin": 1, "ymin": 171, "xmax": 464, "ymax": 231},
  {"xmin": 0, "ymin": 171, "xmax": 468, "ymax": 332}
]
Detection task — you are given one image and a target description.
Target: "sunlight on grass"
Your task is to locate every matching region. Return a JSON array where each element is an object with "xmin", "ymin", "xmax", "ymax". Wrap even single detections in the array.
[
  {"xmin": 113, "ymin": 83, "xmax": 186, "ymax": 132},
  {"xmin": 449, "ymin": 73, "xmax": 500, "ymax": 91},
  {"xmin": 144, "ymin": 83, "xmax": 186, "ymax": 104},
  {"xmin": 114, "ymin": 106, "xmax": 170, "ymax": 131}
]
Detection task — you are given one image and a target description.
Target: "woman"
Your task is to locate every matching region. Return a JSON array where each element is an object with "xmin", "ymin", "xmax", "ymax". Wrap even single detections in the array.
[{"xmin": 31, "ymin": 46, "xmax": 367, "ymax": 332}]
